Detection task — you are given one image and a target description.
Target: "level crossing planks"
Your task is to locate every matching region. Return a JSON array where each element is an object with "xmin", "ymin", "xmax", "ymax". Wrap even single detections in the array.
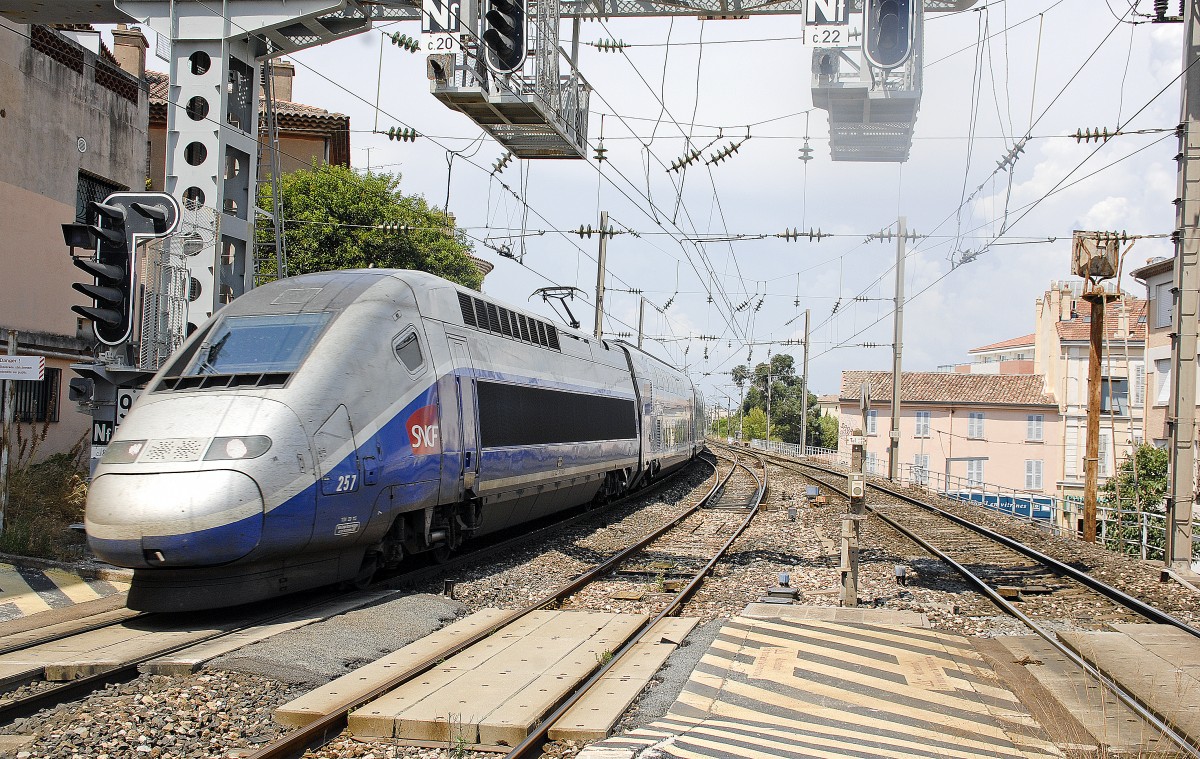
[{"xmin": 581, "ymin": 608, "xmax": 1060, "ymax": 759}]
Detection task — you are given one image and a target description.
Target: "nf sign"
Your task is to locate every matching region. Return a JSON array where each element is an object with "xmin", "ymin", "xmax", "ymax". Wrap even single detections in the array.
[
  {"xmin": 0, "ymin": 355, "xmax": 44, "ymax": 381},
  {"xmin": 422, "ymin": 0, "xmax": 462, "ymax": 53},
  {"xmin": 806, "ymin": 0, "xmax": 848, "ymax": 24}
]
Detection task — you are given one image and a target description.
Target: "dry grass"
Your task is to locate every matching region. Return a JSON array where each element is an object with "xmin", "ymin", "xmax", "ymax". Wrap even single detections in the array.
[{"xmin": 0, "ymin": 422, "xmax": 89, "ymax": 560}]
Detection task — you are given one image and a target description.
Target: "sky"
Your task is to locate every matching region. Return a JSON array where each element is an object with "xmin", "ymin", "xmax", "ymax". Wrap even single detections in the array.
[{"xmin": 106, "ymin": 0, "xmax": 1187, "ymax": 407}]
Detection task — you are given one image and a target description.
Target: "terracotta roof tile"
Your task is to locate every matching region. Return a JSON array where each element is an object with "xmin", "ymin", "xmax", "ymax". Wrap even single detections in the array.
[
  {"xmin": 1055, "ymin": 298, "xmax": 1146, "ymax": 342},
  {"xmin": 146, "ymin": 70, "xmax": 348, "ymax": 126},
  {"xmin": 839, "ymin": 371, "xmax": 1057, "ymax": 407},
  {"xmin": 969, "ymin": 333, "xmax": 1035, "ymax": 353}
]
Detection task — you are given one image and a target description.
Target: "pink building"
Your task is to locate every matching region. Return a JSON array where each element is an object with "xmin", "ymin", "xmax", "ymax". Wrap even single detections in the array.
[{"xmin": 837, "ymin": 371, "xmax": 1062, "ymax": 497}]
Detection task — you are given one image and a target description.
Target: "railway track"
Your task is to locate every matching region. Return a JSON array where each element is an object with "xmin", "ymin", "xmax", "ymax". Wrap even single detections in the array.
[
  {"xmin": 242, "ymin": 447, "xmax": 767, "ymax": 759},
  {"xmin": 754, "ymin": 446, "xmax": 1200, "ymax": 758},
  {"xmin": 0, "ymin": 458, "xmax": 715, "ymax": 731}
]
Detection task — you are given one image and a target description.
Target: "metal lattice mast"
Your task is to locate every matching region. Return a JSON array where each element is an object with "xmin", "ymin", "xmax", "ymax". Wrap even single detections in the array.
[{"xmin": 255, "ymin": 56, "xmax": 288, "ymax": 285}]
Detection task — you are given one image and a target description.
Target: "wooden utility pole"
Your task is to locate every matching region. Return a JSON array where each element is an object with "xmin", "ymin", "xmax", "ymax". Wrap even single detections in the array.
[
  {"xmin": 593, "ymin": 210, "xmax": 608, "ymax": 340},
  {"xmin": 1082, "ymin": 291, "xmax": 1107, "ymax": 542},
  {"xmin": 1166, "ymin": 0, "xmax": 1200, "ymax": 572}
]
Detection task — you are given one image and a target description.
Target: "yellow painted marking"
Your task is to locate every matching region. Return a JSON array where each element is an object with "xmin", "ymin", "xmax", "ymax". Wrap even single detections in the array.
[
  {"xmin": 0, "ymin": 564, "xmax": 52, "ymax": 616},
  {"xmin": 42, "ymin": 569, "xmax": 103, "ymax": 604},
  {"xmin": 687, "ymin": 692, "xmax": 1034, "ymax": 759},
  {"xmin": 711, "ymin": 631, "xmax": 1006, "ymax": 714},
  {"xmin": 739, "ymin": 617, "xmax": 965, "ymax": 666}
]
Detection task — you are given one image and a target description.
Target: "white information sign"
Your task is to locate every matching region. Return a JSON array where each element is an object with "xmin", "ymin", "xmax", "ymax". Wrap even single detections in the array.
[
  {"xmin": 0, "ymin": 355, "xmax": 44, "ymax": 381},
  {"xmin": 422, "ymin": 0, "xmax": 462, "ymax": 55},
  {"xmin": 805, "ymin": 0, "xmax": 861, "ymax": 50},
  {"xmin": 116, "ymin": 388, "xmax": 142, "ymax": 425}
]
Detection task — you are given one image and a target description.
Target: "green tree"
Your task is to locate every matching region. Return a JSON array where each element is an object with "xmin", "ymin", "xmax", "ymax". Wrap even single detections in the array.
[
  {"xmin": 1100, "ymin": 444, "xmax": 1169, "ymax": 559},
  {"xmin": 257, "ymin": 164, "xmax": 482, "ymax": 290},
  {"xmin": 742, "ymin": 407, "xmax": 768, "ymax": 440},
  {"xmin": 812, "ymin": 413, "xmax": 839, "ymax": 450}
]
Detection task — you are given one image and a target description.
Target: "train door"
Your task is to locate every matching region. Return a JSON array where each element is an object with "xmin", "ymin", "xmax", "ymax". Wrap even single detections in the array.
[
  {"xmin": 312, "ymin": 405, "xmax": 373, "ymax": 545},
  {"xmin": 447, "ymin": 337, "xmax": 480, "ymax": 494}
]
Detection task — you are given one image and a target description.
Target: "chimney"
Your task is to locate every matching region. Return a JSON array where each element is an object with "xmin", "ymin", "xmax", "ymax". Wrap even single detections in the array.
[
  {"xmin": 111, "ymin": 24, "xmax": 148, "ymax": 80},
  {"xmin": 266, "ymin": 59, "xmax": 295, "ymax": 102}
]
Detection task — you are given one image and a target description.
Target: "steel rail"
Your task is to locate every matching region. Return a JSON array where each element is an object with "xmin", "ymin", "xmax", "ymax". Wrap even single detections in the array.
[
  {"xmin": 505, "ymin": 451, "xmax": 767, "ymax": 759},
  {"xmin": 795, "ymin": 456, "xmax": 1200, "ymax": 639},
  {"xmin": 768, "ymin": 452, "xmax": 1200, "ymax": 758},
  {"xmin": 0, "ymin": 587, "xmax": 368, "ymax": 723},
  {"xmin": 245, "ymin": 453, "xmax": 731, "ymax": 759}
]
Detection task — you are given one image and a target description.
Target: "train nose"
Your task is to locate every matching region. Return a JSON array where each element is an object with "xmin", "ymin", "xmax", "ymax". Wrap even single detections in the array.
[{"xmin": 85, "ymin": 469, "xmax": 264, "ymax": 567}]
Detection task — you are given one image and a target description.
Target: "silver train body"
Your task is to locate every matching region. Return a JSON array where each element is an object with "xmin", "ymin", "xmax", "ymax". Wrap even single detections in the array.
[{"xmin": 86, "ymin": 270, "xmax": 705, "ymax": 611}]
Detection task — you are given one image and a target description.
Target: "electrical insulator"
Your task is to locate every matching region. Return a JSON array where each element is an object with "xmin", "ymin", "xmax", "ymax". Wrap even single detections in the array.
[
  {"xmin": 798, "ymin": 139, "xmax": 814, "ymax": 162},
  {"xmin": 593, "ymin": 38, "xmax": 629, "ymax": 52},
  {"xmin": 492, "ymin": 152, "xmax": 514, "ymax": 175},
  {"xmin": 389, "ymin": 33, "xmax": 420, "ymax": 53},
  {"xmin": 385, "ymin": 126, "xmax": 419, "ymax": 142}
]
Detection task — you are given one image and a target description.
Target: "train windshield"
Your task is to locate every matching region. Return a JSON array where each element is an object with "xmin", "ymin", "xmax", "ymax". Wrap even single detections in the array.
[{"xmin": 184, "ymin": 312, "xmax": 331, "ymax": 376}]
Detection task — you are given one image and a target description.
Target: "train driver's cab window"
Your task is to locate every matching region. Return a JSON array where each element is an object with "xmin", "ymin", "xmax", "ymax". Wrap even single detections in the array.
[
  {"xmin": 185, "ymin": 312, "xmax": 330, "ymax": 375},
  {"xmin": 393, "ymin": 331, "xmax": 424, "ymax": 374}
]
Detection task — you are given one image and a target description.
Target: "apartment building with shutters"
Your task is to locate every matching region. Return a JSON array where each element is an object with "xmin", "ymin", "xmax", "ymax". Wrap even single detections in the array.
[
  {"xmin": 1031, "ymin": 281, "xmax": 1146, "ymax": 502},
  {"xmin": 835, "ymin": 280, "xmax": 1146, "ymax": 527},
  {"xmin": 1130, "ymin": 256, "xmax": 1176, "ymax": 449},
  {"xmin": 835, "ymin": 371, "xmax": 1062, "ymax": 498}
]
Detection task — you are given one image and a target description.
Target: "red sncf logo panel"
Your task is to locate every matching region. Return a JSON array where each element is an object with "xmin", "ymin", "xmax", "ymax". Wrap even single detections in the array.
[{"xmin": 407, "ymin": 405, "xmax": 440, "ymax": 454}]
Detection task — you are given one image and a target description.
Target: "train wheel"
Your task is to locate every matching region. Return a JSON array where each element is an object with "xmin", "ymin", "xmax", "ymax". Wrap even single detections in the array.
[
  {"xmin": 349, "ymin": 553, "xmax": 379, "ymax": 590},
  {"xmin": 431, "ymin": 545, "xmax": 453, "ymax": 564}
]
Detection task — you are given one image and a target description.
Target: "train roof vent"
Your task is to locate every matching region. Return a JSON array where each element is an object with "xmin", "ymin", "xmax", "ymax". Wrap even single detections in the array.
[
  {"xmin": 546, "ymin": 325, "xmax": 560, "ymax": 350},
  {"xmin": 498, "ymin": 306, "xmax": 513, "ymax": 337},
  {"xmin": 458, "ymin": 292, "xmax": 477, "ymax": 327}
]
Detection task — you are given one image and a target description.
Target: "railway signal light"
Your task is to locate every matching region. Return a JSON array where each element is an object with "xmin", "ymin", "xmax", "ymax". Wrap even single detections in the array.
[
  {"xmin": 62, "ymin": 192, "xmax": 180, "ymax": 347},
  {"xmin": 482, "ymin": 0, "xmax": 525, "ymax": 73},
  {"xmin": 863, "ymin": 0, "xmax": 915, "ymax": 70}
]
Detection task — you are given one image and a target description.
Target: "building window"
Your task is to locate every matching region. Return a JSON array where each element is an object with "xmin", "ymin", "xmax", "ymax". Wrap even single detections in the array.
[
  {"xmin": 866, "ymin": 409, "xmax": 877, "ymax": 435},
  {"xmin": 866, "ymin": 452, "xmax": 878, "ymax": 475},
  {"xmin": 967, "ymin": 412, "xmax": 984, "ymax": 439},
  {"xmin": 966, "ymin": 459, "xmax": 985, "ymax": 488},
  {"xmin": 1155, "ymin": 282, "xmax": 1173, "ymax": 328},
  {"xmin": 1026, "ymin": 414, "xmax": 1044, "ymax": 442},
  {"xmin": 1133, "ymin": 364, "xmax": 1145, "ymax": 408},
  {"xmin": 1, "ymin": 368, "xmax": 61, "ymax": 423},
  {"xmin": 1025, "ymin": 459, "xmax": 1043, "ymax": 490},
  {"xmin": 1155, "ymin": 359, "xmax": 1172, "ymax": 406},
  {"xmin": 1099, "ymin": 432, "xmax": 1110, "ymax": 477},
  {"xmin": 914, "ymin": 411, "xmax": 930, "ymax": 437},
  {"xmin": 1101, "ymin": 378, "xmax": 1129, "ymax": 417},
  {"xmin": 913, "ymin": 453, "xmax": 929, "ymax": 485},
  {"xmin": 76, "ymin": 171, "xmax": 122, "ymax": 222}
]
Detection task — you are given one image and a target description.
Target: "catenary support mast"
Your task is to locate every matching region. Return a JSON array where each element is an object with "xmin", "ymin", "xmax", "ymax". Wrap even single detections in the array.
[{"xmin": 1167, "ymin": 0, "xmax": 1200, "ymax": 572}]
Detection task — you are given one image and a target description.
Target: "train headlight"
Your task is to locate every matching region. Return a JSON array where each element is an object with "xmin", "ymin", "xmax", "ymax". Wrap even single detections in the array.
[
  {"xmin": 204, "ymin": 436, "xmax": 272, "ymax": 461},
  {"xmin": 101, "ymin": 440, "xmax": 147, "ymax": 464}
]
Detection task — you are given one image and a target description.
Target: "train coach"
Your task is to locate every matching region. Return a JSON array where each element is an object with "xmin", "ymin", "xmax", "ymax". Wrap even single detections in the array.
[{"xmin": 85, "ymin": 270, "xmax": 705, "ymax": 611}]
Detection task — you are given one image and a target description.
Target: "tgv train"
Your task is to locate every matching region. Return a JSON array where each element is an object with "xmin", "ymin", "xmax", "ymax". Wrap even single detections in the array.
[{"xmin": 86, "ymin": 270, "xmax": 705, "ymax": 611}]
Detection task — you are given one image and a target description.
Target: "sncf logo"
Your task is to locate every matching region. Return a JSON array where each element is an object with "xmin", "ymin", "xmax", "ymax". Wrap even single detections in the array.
[{"xmin": 407, "ymin": 405, "xmax": 440, "ymax": 454}]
